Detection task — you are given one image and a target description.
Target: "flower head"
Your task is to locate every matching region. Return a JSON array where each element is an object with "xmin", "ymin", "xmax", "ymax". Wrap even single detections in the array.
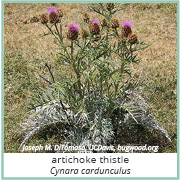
[
  {"xmin": 91, "ymin": 19, "xmax": 100, "ymax": 25},
  {"xmin": 47, "ymin": 8, "xmax": 57, "ymax": 14},
  {"xmin": 68, "ymin": 24, "xmax": 80, "ymax": 32},
  {"xmin": 40, "ymin": 14, "xmax": 48, "ymax": 24},
  {"xmin": 111, "ymin": 19, "xmax": 119, "ymax": 29},
  {"xmin": 106, "ymin": 3, "xmax": 115, "ymax": 11},
  {"xmin": 67, "ymin": 24, "xmax": 80, "ymax": 40},
  {"xmin": 89, "ymin": 24, "xmax": 100, "ymax": 35},
  {"xmin": 82, "ymin": 29, "xmax": 89, "ymax": 39},
  {"xmin": 101, "ymin": 19, "xmax": 107, "ymax": 27},
  {"xmin": 57, "ymin": 9, "xmax": 63, "ymax": 17},
  {"xmin": 121, "ymin": 21, "xmax": 133, "ymax": 28},
  {"xmin": 128, "ymin": 34, "xmax": 138, "ymax": 44}
]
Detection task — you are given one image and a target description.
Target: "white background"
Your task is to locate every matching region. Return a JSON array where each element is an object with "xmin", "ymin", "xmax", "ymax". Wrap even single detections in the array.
[{"xmin": 4, "ymin": 153, "xmax": 177, "ymax": 177}]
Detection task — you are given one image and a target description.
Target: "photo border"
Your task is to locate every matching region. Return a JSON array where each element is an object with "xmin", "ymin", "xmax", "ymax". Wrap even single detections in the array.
[{"xmin": 1, "ymin": 0, "xmax": 179, "ymax": 180}]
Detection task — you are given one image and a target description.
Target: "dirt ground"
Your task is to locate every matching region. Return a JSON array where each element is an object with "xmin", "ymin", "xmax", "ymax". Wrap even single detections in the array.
[{"xmin": 4, "ymin": 3, "xmax": 177, "ymax": 152}]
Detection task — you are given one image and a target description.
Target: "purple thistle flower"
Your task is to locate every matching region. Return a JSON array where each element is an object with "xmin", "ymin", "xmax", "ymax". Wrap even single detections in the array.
[
  {"xmin": 121, "ymin": 21, "xmax": 133, "ymax": 27},
  {"xmin": 91, "ymin": 19, "xmax": 100, "ymax": 24},
  {"xmin": 47, "ymin": 8, "xmax": 57, "ymax": 14},
  {"xmin": 68, "ymin": 24, "xmax": 80, "ymax": 32}
]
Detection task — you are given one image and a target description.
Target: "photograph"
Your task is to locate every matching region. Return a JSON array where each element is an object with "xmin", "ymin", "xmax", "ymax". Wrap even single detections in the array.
[{"xmin": 4, "ymin": 2, "xmax": 177, "ymax": 153}]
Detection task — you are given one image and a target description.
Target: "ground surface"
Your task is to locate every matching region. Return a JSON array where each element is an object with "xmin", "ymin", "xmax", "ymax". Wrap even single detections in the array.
[{"xmin": 4, "ymin": 3, "xmax": 177, "ymax": 152}]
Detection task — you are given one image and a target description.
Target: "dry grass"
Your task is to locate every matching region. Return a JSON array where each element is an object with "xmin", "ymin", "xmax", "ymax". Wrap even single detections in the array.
[{"xmin": 4, "ymin": 3, "xmax": 177, "ymax": 152}]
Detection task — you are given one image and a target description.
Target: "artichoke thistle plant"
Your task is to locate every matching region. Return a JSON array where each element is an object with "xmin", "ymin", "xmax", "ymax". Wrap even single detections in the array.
[{"xmin": 20, "ymin": 3, "xmax": 171, "ymax": 152}]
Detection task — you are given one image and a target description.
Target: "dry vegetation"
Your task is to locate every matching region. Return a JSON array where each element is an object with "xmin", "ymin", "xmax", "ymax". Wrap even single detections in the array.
[{"xmin": 4, "ymin": 3, "xmax": 177, "ymax": 152}]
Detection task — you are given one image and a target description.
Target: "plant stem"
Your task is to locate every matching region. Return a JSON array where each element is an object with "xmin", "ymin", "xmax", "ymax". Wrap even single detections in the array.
[
  {"xmin": 54, "ymin": 23, "xmax": 61, "ymax": 41},
  {"xmin": 45, "ymin": 63, "xmax": 55, "ymax": 83},
  {"xmin": 70, "ymin": 41, "xmax": 83, "ymax": 99},
  {"xmin": 45, "ymin": 24, "xmax": 70, "ymax": 59},
  {"xmin": 71, "ymin": 41, "xmax": 74, "ymax": 59},
  {"xmin": 45, "ymin": 24, "xmax": 60, "ymax": 43},
  {"xmin": 38, "ymin": 74, "xmax": 52, "ymax": 84},
  {"xmin": 59, "ymin": 19, "xmax": 63, "ymax": 42}
]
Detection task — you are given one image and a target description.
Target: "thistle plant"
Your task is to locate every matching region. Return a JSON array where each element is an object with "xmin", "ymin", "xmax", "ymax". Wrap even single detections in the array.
[{"xmin": 20, "ymin": 3, "xmax": 171, "ymax": 151}]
